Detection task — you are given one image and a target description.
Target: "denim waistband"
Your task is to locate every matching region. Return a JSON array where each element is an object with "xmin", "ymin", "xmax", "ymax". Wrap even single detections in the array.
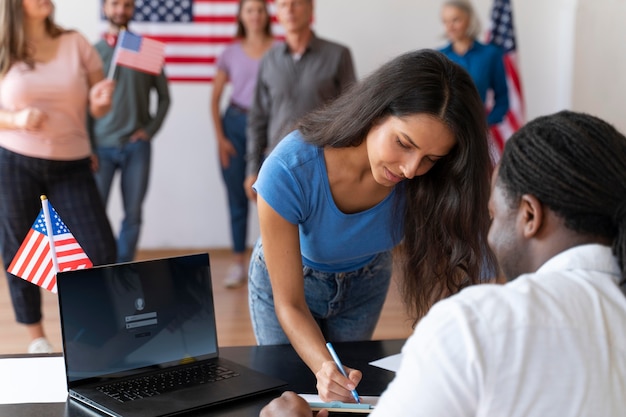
[{"xmin": 228, "ymin": 102, "xmax": 249, "ymax": 114}]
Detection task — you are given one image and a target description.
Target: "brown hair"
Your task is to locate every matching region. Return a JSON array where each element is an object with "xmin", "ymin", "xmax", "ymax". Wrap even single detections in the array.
[
  {"xmin": 0, "ymin": 0, "xmax": 64, "ymax": 76},
  {"xmin": 235, "ymin": 0, "xmax": 272, "ymax": 39},
  {"xmin": 298, "ymin": 49, "xmax": 497, "ymax": 323}
]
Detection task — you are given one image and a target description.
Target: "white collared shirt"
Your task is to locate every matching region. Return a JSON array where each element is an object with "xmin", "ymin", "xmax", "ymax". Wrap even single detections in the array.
[{"xmin": 373, "ymin": 244, "xmax": 626, "ymax": 417}]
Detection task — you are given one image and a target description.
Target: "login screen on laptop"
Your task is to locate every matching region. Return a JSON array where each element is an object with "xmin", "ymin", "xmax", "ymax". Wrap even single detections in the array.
[{"xmin": 58, "ymin": 254, "xmax": 218, "ymax": 384}]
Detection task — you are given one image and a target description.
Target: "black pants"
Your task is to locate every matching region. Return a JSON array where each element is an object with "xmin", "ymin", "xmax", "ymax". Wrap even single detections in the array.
[{"xmin": 0, "ymin": 147, "xmax": 116, "ymax": 324}]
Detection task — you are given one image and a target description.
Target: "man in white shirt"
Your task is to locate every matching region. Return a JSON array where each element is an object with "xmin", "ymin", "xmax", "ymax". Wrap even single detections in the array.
[{"xmin": 260, "ymin": 110, "xmax": 626, "ymax": 417}]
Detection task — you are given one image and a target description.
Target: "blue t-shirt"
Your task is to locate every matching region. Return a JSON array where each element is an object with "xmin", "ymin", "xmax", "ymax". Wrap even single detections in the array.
[
  {"xmin": 439, "ymin": 41, "xmax": 509, "ymax": 126},
  {"xmin": 254, "ymin": 131, "xmax": 404, "ymax": 273}
]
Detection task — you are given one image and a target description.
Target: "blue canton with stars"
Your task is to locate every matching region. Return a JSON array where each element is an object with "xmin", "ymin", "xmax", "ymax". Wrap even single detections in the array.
[
  {"xmin": 133, "ymin": 0, "xmax": 193, "ymax": 23},
  {"xmin": 32, "ymin": 205, "xmax": 70, "ymax": 237},
  {"xmin": 490, "ymin": 0, "xmax": 516, "ymax": 53}
]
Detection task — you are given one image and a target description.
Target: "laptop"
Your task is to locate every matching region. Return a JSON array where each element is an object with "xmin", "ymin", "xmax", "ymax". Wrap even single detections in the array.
[{"xmin": 56, "ymin": 253, "xmax": 286, "ymax": 417}]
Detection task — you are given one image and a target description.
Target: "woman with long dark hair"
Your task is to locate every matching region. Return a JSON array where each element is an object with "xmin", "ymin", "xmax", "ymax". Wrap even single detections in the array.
[{"xmin": 248, "ymin": 49, "xmax": 497, "ymax": 401}]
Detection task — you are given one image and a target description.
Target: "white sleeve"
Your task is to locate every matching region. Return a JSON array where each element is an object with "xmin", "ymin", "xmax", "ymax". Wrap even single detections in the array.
[{"xmin": 371, "ymin": 299, "xmax": 487, "ymax": 417}]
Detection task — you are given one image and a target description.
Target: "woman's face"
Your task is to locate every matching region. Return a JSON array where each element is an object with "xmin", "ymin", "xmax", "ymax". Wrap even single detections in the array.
[
  {"xmin": 240, "ymin": 0, "xmax": 269, "ymax": 34},
  {"xmin": 441, "ymin": 5, "xmax": 471, "ymax": 43},
  {"xmin": 22, "ymin": 0, "xmax": 53, "ymax": 21},
  {"xmin": 366, "ymin": 114, "xmax": 456, "ymax": 187}
]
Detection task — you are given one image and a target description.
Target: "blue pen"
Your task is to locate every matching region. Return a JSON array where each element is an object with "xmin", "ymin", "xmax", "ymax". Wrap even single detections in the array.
[{"xmin": 325, "ymin": 342, "xmax": 361, "ymax": 404}]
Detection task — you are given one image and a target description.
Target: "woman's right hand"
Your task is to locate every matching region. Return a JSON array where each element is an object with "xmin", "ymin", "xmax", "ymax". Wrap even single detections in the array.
[
  {"xmin": 13, "ymin": 107, "xmax": 46, "ymax": 130},
  {"xmin": 218, "ymin": 136, "xmax": 237, "ymax": 169},
  {"xmin": 315, "ymin": 360, "xmax": 362, "ymax": 403}
]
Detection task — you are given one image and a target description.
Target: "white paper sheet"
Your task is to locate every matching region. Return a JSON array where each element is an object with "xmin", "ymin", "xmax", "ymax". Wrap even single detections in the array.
[
  {"xmin": 368, "ymin": 353, "xmax": 403, "ymax": 372},
  {"xmin": 298, "ymin": 393, "xmax": 379, "ymax": 406},
  {"xmin": 0, "ymin": 356, "xmax": 68, "ymax": 404}
]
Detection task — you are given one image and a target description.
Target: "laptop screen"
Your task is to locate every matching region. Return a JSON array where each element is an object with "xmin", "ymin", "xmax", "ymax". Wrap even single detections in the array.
[{"xmin": 57, "ymin": 253, "xmax": 219, "ymax": 385}]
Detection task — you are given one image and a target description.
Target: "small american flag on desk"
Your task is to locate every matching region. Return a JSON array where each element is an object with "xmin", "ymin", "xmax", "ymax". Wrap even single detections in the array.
[
  {"xmin": 8, "ymin": 198, "xmax": 92, "ymax": 294},
  {"xmin": 118, "ymin": 0, "xmax": 281, "ymax": 82}
]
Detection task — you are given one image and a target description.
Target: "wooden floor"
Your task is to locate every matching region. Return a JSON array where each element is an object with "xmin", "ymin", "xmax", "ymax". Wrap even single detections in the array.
[{"xmin": 0, "ymin": 249, "xmax": 414, "ymax": 355}]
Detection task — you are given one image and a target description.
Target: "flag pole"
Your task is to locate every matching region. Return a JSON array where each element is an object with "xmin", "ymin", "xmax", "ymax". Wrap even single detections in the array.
[
  {"xmin": 40, "ymin": 195, "xmax": 60, "ymax": 274},
  {"xmin": 107, "ymin": 27, "xmax": 127, "ymax": 80}
]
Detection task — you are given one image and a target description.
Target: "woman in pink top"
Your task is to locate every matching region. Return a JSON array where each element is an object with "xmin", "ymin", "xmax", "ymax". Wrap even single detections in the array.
[
  {"xmin": 0, "ymin": 0, "xmax": 117, "ymax": 354},
  {"xmin": 210, "ymin": 0, "xmax": 275, "ymax": 288}
]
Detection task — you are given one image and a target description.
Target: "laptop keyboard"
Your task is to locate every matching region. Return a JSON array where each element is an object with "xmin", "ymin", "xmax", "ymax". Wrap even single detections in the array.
[{"xmin": 96, "ymin": 362, "xmax": 240, "ymax": 403}]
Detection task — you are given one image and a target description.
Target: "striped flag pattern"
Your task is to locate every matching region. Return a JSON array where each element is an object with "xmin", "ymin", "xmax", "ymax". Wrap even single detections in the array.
[
  {"xmin": 488, "ymin": 0, "xmax": 524, "ymax": 155},
  {"xmin": 8, "ymin": 201, "xmax": 93, "ymax": 293},
  {"xmin": 113, "ymin": 31, "xmax": 166, "ymax": 75},
  {"xmin": 121, "ymin": 0, "xmax": 282, "ymax": 82}
]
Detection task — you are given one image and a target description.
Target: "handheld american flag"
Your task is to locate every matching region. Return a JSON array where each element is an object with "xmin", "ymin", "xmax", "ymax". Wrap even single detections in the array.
[
  {"xmin": 110, "ymin": 31, "xmax": 166, "ymax": 77},
  {"xmin": 104, "ymin": 0, "xmax": 282, "ymax": 82},
  {"xmin": 488, "ymin": 0, "xmax": 525, "ymax": 155},
  {"xmin": 8, "ymin": 197, "xmax": 93, "ymax": 294}
]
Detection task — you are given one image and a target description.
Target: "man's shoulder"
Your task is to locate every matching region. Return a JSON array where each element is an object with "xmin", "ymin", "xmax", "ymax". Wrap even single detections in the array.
[
  {"xmin": 259, "ymin": 42, "xmax": 288, "ymax": 65},
  {"xmin": 312, "ymin": 35, "xmax": 351, "ymax": 53},
  {"xmin": 93, "ymin": 39, "xmax": 110, "ymax": 54}
]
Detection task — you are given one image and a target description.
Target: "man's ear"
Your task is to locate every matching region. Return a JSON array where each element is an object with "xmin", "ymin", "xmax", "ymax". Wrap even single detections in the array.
[{"xmin": 518, "ymin": 194, "xmax": 544, "ymax": 238}]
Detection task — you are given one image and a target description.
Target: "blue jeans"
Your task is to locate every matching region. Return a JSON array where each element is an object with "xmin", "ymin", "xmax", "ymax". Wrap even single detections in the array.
[
  {"xmin": 248, "ymin": 239, "xmax": 393, "ymax": 345},
  {"xmin": 221, "ymin": 106, "xmax": 249, "ymax": 254},
  {"xmin": 94, "ymin": 140, "xmax": 151, "ymax": 263}
]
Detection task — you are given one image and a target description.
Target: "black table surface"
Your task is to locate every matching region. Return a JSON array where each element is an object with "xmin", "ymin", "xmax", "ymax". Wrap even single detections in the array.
[{"xmin": 0, "ymin": 339, "xmax": 404, "ymax": 417}]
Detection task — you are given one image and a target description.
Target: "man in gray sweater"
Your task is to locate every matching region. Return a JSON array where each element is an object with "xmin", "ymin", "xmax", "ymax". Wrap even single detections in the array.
[
  {"xmin": 90, "ymin": 0, "xmax": 171, "ymax": 263},
  {"xmin": 244, "ymin": 0, "xmax": 356, "ymax": 201}
]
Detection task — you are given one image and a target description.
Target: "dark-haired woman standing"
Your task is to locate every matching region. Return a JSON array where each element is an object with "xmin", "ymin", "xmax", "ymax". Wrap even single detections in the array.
[{"xmin": 248, "ymin": 49, "xmax": 497, "ymax": 401}]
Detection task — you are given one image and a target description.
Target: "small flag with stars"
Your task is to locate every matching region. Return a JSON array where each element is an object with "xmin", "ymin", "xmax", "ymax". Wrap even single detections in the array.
[
  {"xmin": 110, "ymin": 30, "xmax": 166, "ymax": 77},
  {"xmin": 103, "ymin": 0, "xmax": 283, "ymax": 82},
  {"xmin": 8, "ymin": 197, "xmax": 93, "ymax": 293}
]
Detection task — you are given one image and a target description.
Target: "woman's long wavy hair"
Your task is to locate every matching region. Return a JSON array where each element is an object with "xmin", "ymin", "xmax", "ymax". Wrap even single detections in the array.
[
  {"xmin": 0, "ymin": 0, "xmax": 64, "ymax": 77},
  {"xmin": 297, "ymin": 49, "xmax": 497, "ymax": 323},
  {"xmin": 235, "ymin": 0, "xmax": 272, "ymax": 39}
]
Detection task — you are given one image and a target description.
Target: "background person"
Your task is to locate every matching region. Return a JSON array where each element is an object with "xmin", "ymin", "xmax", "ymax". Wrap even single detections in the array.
[
  {"xmin": 439, "ymin": 0, "xmax": 508, "ymax": 128},
  {"xmin": 249, "ymin": 49, "xmax": 496, "ymax": 401},
  {"xmin": 260, "ymin": 110, "xmax": 626, "ymax": 417},
  {"xmin": 0, "ymin": 0, "xmax": 116, "ymax": 353},
  {"xmin": 244, "ymin": 0, "xmax": 356, "ymax": 201},
  {"xmin": 210, "ymin": 0, "xmax": 275, "ymax": 288},
  {"xmin": 90, "ymin": 0, "xmax": 171, "ymax": 264}
]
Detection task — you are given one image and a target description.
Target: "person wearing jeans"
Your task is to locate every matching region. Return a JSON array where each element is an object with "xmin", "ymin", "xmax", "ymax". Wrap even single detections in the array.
[
  {"xmin": 90, "ymin": 0, "xmax": 171, "ymax": 263},
  {"xmin": 249, "ymin": 240, "xmax": 392, "ymax": 344},
  {"xmin": 211, "ymin": 0, "xmax": 275, "ymax": 288},
  {"xmin": 94, "ymin": 140, "xmax": 151, "ymax": 263}
]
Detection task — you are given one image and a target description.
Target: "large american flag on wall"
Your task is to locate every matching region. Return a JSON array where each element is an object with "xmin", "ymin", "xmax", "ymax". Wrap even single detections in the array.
[
  {"xmin": 116, "ymin": 0, "xmax": 282, "ymax": 82},
  {"xmin": 488, "ymin": 0, "xmax": 524, "ymax": 155}
]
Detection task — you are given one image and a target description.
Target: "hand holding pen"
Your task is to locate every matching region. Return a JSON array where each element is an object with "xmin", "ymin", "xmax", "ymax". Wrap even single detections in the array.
[{"xmin": 325, "ymin": 342, "xmax": 361, "ymax": 403}]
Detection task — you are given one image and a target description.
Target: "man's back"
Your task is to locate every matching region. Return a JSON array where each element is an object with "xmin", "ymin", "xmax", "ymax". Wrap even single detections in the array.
[{"xmin": 374, "ymin": 244, "xmax": 626, "ymax": 417}]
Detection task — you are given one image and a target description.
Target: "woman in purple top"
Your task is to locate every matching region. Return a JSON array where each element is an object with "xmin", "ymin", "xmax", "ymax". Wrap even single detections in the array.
[{"xmin": 210, "ymin": 0, "xmax": 275, "ymax": 288}]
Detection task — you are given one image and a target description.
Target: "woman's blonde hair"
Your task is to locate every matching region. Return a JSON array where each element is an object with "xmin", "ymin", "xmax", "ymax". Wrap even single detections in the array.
[{"xmin": 442, "ymin": 0, "xmax": 482, "ymax": 40}]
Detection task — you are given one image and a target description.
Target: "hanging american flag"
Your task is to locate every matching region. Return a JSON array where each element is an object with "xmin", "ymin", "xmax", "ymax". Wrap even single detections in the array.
[
  {"xmin": 488, "ymin": 0, "xmax": 524, "ymax": 155},
  {"xmin": 114, "ymin": 0, "xmax": 282, "ymax": 82},
  {"xmin": 8, "ymin": 199, "xmax": 93, "ymax": 293}
]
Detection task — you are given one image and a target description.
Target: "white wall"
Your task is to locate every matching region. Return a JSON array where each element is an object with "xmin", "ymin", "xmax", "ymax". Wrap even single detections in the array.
[{"xmin": 53, "ymin": 0, "xmax": 626, "ymax": 250}]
